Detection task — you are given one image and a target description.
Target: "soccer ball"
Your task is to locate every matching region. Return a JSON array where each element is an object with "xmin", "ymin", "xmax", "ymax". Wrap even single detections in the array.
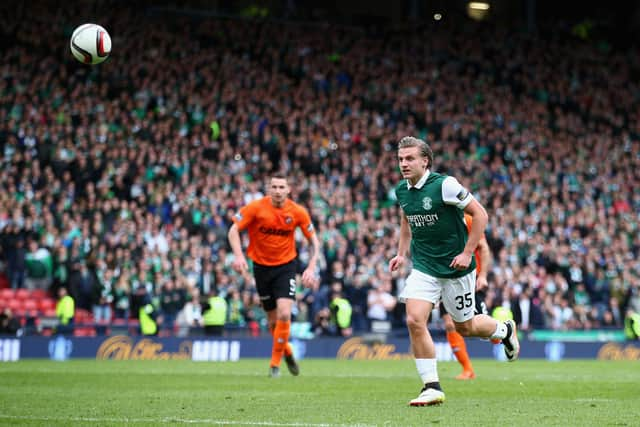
[{"xmin": 70, "ymin": 23, "xmax": 111, "ymax": 65}]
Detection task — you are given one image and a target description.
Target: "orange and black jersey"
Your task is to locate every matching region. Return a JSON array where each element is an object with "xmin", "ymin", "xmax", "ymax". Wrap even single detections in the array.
[{"xmin": 233, "ymin": 196, "xmax": 315, "ymax": 266}]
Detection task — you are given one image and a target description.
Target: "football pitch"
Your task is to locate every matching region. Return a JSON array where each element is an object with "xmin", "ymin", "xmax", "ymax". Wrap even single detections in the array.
[{"xmin": 0, "ymin": 359, "xmax": 638, "ymax": 426}]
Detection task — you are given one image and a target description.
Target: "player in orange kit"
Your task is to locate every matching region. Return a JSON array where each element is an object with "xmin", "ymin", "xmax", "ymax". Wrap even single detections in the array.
[
  {"xmin": 228, "ymin": 175, "xmax": 320, "ymax": 377},
  {"xmin": 439, "ymin": 213, "xmax": 492, "ymax": 379}
]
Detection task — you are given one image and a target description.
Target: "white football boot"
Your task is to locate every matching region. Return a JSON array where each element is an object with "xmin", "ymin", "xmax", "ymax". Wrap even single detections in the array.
[{"xmin": 409, "ymin": 386, "xmax": 445, "ymax": 406}]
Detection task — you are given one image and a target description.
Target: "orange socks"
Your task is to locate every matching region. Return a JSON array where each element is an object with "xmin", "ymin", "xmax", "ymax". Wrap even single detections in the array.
[
  {"xmin": 447, "ymin": 330, "xmax": 473, "ymax": 373},
  {"xmin": 270, "ymin": 320, "xmax": 291, "ymax": 368},
  {"xmin": 270, "ymin": 323, "xmax": 293, "ymax": 357}
]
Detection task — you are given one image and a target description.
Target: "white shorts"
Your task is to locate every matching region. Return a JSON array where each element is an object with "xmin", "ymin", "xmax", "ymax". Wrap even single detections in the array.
[{"xmin": 399, "ymin": 269, "xmax": 476, "ymax": 322}]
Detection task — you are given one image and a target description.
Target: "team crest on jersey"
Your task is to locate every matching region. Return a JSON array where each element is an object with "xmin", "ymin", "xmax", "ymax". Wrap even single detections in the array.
[
  {"xmin": 284, "ymin": 216, "xmax": 293, "ymax": 224},
  {"xmin": 422, "ymin": 197, "xmax": 432, "ymax": 210},
  {"xmin": 234, "ymin": 212, "xmax": 243, "ymax": 221}
]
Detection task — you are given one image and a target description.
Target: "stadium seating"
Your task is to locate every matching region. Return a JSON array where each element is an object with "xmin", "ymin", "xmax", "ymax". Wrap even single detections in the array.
[
  {"xmin": 0, "ymin": 289, "xmax": 15, "ymax": 301},
  {"xmin": 0, "ymin": 0, "xmax": 637, "ymax": 338}
]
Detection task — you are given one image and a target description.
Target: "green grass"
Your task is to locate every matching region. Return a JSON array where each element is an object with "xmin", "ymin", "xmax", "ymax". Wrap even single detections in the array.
[{"xmin": 0, "ymin": 359, "xmax": 638, "ymax": 426}]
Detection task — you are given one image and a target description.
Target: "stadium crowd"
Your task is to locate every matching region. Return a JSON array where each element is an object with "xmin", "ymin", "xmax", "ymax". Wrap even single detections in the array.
[{"xmin": 0, "ymin": 0, "xmax": 639, "ymax": 337}]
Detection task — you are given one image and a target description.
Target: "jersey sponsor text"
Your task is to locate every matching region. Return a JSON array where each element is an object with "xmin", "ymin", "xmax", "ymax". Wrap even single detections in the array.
[{"xmin": 406, "ymin": 213, "xmax": 439, "ymax": 227}]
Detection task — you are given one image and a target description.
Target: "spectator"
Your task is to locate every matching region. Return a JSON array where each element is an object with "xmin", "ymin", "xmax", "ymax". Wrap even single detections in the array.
[
  {"xmin": 112, "ymin": 275, "xmax": 131, "ymax": 320},
  {"xmin": 301, "ymin": 280, "xmax": 328, "ymax": 324},
  {"xmin": 367, "ymin": 276, "xmax": 397, "ymax": 326},
  {"xmin": 24, "ymin": 240, "xmax": 52, "ymax": 290},
  {"xmin": 344, "ymin": 273, "xmax": 371, "ymax": 332},
  {"xmin": 201, "ymin": 288, "xmax": 227, "ymax": 336},
  {"xmin": 511, "ymin": 287, "xmax": 545, "ymax": 332},
  {"xmin": 313, "ymin": 307, "xmax": 333, "ymax": 336},
  {"xmin": 4, "ymin": 234, "xmax": 26, "ymax": 289},
  {"xmin": 0, "ymin": 0, "xmax": 638, "ymax": 337},
  {"xmin": 246, "ymin": 292, "xmax": 268, "ymax": 333},
  {"xmin": 624, "ymin": 311, "xmax": 640, "ymax": 341},
  {"xmin": 330, "ymin": 291, "xmax": 353, "ymax": 337},
  {"xmin": 68, "ymin": 261, "xmax": 99, "ymax": 313},
  {"xmin": 93, "ymin": 268, "xmax": 113, "ymax": 324},
  {"xmin": 136, "ymin": 286, "xmax": 159, "ymax": 337},
  {"xmin": 550, "ymin": 296, "xmax": 575, "ymax": 331},
  {"xmin": 159, "ymin": 277, "xmax": 184, "ymax": 335},
  {"xmin": 226, "ymin": 288, "xmax": 246, "ymax": 327},
  {"xmin": 0, "ymin": 308, "xmax": 21, "ymax": 336},
  {"xmin": 178, "ymin": 287, "xmax": 204, "ymax": 332},
  {"xmin": 55, "ymin": 287, "xmax": 75, "ymax": 336}
]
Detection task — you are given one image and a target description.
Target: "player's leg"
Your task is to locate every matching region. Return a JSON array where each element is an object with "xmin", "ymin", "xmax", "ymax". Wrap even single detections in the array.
[
  {"xmin": 265, "ymin": 307, "xmax": 295, "ymax": 360},
  {"xmin": 443, "ymin": 272, "xmax": 520, "ymax": 361},
  {"xmin": 264, "ymin": 308, "xmax": 280, "ymax": 377},
  {"xmin": 399, "ymin": 270, "xmax": 445, "ymax": 406},
  {"xmin": 456, "ymin": 314, "xmax": 520, "ymax": 361},
  {"xmin": 406, "ymin": 298, "xmax": 435, "ymax": 357},
  {"xmin": 442, "ymin": 305, "xmax": 474, "ymax": 379},
  {"xmin": 270, "ymin": 297, "xmax": 295, "ymax": 374},
  {"xmin": 475, "ymin": 290, "xmax": 499, "ymax": 344},
  {"xmin": 254, "ymin": 264, "xmax": 283, "ymax": 377},
  {"xmin": 269, "ymin": 262, "xmax": 299, "ymax": 375}
]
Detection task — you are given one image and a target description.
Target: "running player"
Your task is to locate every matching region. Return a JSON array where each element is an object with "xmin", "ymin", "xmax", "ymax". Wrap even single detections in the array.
[
  {"xmin": 228, "ymin": 175, "xmax": 320, "ymax": 377},
  {"xmin": 389, "ymin": 136, "xmax": 520, "ymax": 406}
]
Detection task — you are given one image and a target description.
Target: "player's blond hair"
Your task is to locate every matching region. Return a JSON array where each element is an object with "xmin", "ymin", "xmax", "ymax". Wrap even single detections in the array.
[{"xmin": 398, "ymin": 136, "xmax": 433, "ymax": 169}]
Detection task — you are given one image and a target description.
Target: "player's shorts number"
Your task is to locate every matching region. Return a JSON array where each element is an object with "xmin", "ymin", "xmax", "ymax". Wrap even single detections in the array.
[
  {"xmin": 289, "ymin": 278, "xmax": 296, "ymax": 296},
  {"xmin": 455, "ymin": 292, "xmax": 473, "ymax": 310}
]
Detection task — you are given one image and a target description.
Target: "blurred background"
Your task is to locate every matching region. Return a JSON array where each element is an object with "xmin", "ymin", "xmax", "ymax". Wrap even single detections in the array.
[{"xmin": 0, "ymin": 0, "xmax": 638, "ymax": 357}]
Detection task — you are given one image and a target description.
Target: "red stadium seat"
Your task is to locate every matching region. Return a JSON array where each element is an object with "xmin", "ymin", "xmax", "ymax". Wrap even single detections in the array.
[
  {"xmin": 31, "ymin": 289, "xmax": 48, "ymax": 300},
  {"xmin": 15, "ymin": 289, "xmax": 30, "ymax": 300},
  {"xmin": 38, "ymin": 298, "xmax": 56, "ymax": 311},
  {"xmin": 42, "ymin": 308, "xmax": 57, "ymax": 318},
  {"xmin": 22, "ymin": 300, "xmax": 38, "ymax": 312},
  {"xmin": 7, "ymin": 299, "xmax": 21, "ymax": 311},
  {"xmin": 75, "ymin": 309, "xmax": 94, "ymax": 323},
  {"xmin": 0, "ymin": 289, "xmax": 15, "ymax": 300}
]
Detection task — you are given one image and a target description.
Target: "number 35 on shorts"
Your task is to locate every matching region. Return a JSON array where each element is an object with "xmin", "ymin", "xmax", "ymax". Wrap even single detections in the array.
[{"xmin": 454, "ymin": 292, "xmax": 473, "ymax": 310}]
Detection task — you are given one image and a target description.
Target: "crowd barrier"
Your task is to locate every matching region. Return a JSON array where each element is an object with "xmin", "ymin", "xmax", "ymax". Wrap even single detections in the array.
[{"xmin": 0, "ymin": 335, "xmax": 638, "ymax": 362}]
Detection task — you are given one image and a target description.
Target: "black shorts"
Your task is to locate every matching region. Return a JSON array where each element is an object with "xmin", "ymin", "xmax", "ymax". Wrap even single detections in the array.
[
  {"xmin": 440, "ymin": 290, "xmax": 488, "ymax": 317},
  {"xmin": 253, "ymin": 260, "xmax": 297, "ymax": 312}
]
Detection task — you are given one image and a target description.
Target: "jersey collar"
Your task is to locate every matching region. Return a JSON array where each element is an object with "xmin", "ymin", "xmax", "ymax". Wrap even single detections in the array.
[{"xmin": 407, "ymin": 170, "xmax": 430, "ymax": 190}]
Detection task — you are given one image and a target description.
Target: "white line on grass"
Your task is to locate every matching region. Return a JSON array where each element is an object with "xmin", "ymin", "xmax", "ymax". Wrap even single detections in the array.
[
  {"xmin": 3, "ymin": 367, "xmax": 417, "ymax": 379},
  {"xmin": 0, "ymin": 415, "xmax": 375, "ymax": 427}
]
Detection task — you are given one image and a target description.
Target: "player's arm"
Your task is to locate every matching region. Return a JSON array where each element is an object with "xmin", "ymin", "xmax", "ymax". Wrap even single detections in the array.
[
  {"xmin": 390, "ymin": 212, "xmax": 411, "ymax": 271},
  {"xmin": 461, "ymin": 200, "xmax": 488, "ymax": 262},
  {"xmin": 227, "ymin": 223, "xmax": 249, "ymax": 273},
  {"xmin": 298, "ymin": 207, "xmax": 320, "ymax": 287},
  {"xmin": 442, "ymin": 176, "xmax": 488, "ymax": 270},
  {"xmin": 301, "ymin": 231, "xmax": 320, "ymax": 287},
  {"xmin": 306, "ymin": 231, "xmax": 320, "ymax": 271},
  {"xmin": 475, "ymin": 236, "xmax": 492, "ymax": 291},
  {"xmin": 228, "ymin": 205, "xmax": 256, "ymax": 273}
]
